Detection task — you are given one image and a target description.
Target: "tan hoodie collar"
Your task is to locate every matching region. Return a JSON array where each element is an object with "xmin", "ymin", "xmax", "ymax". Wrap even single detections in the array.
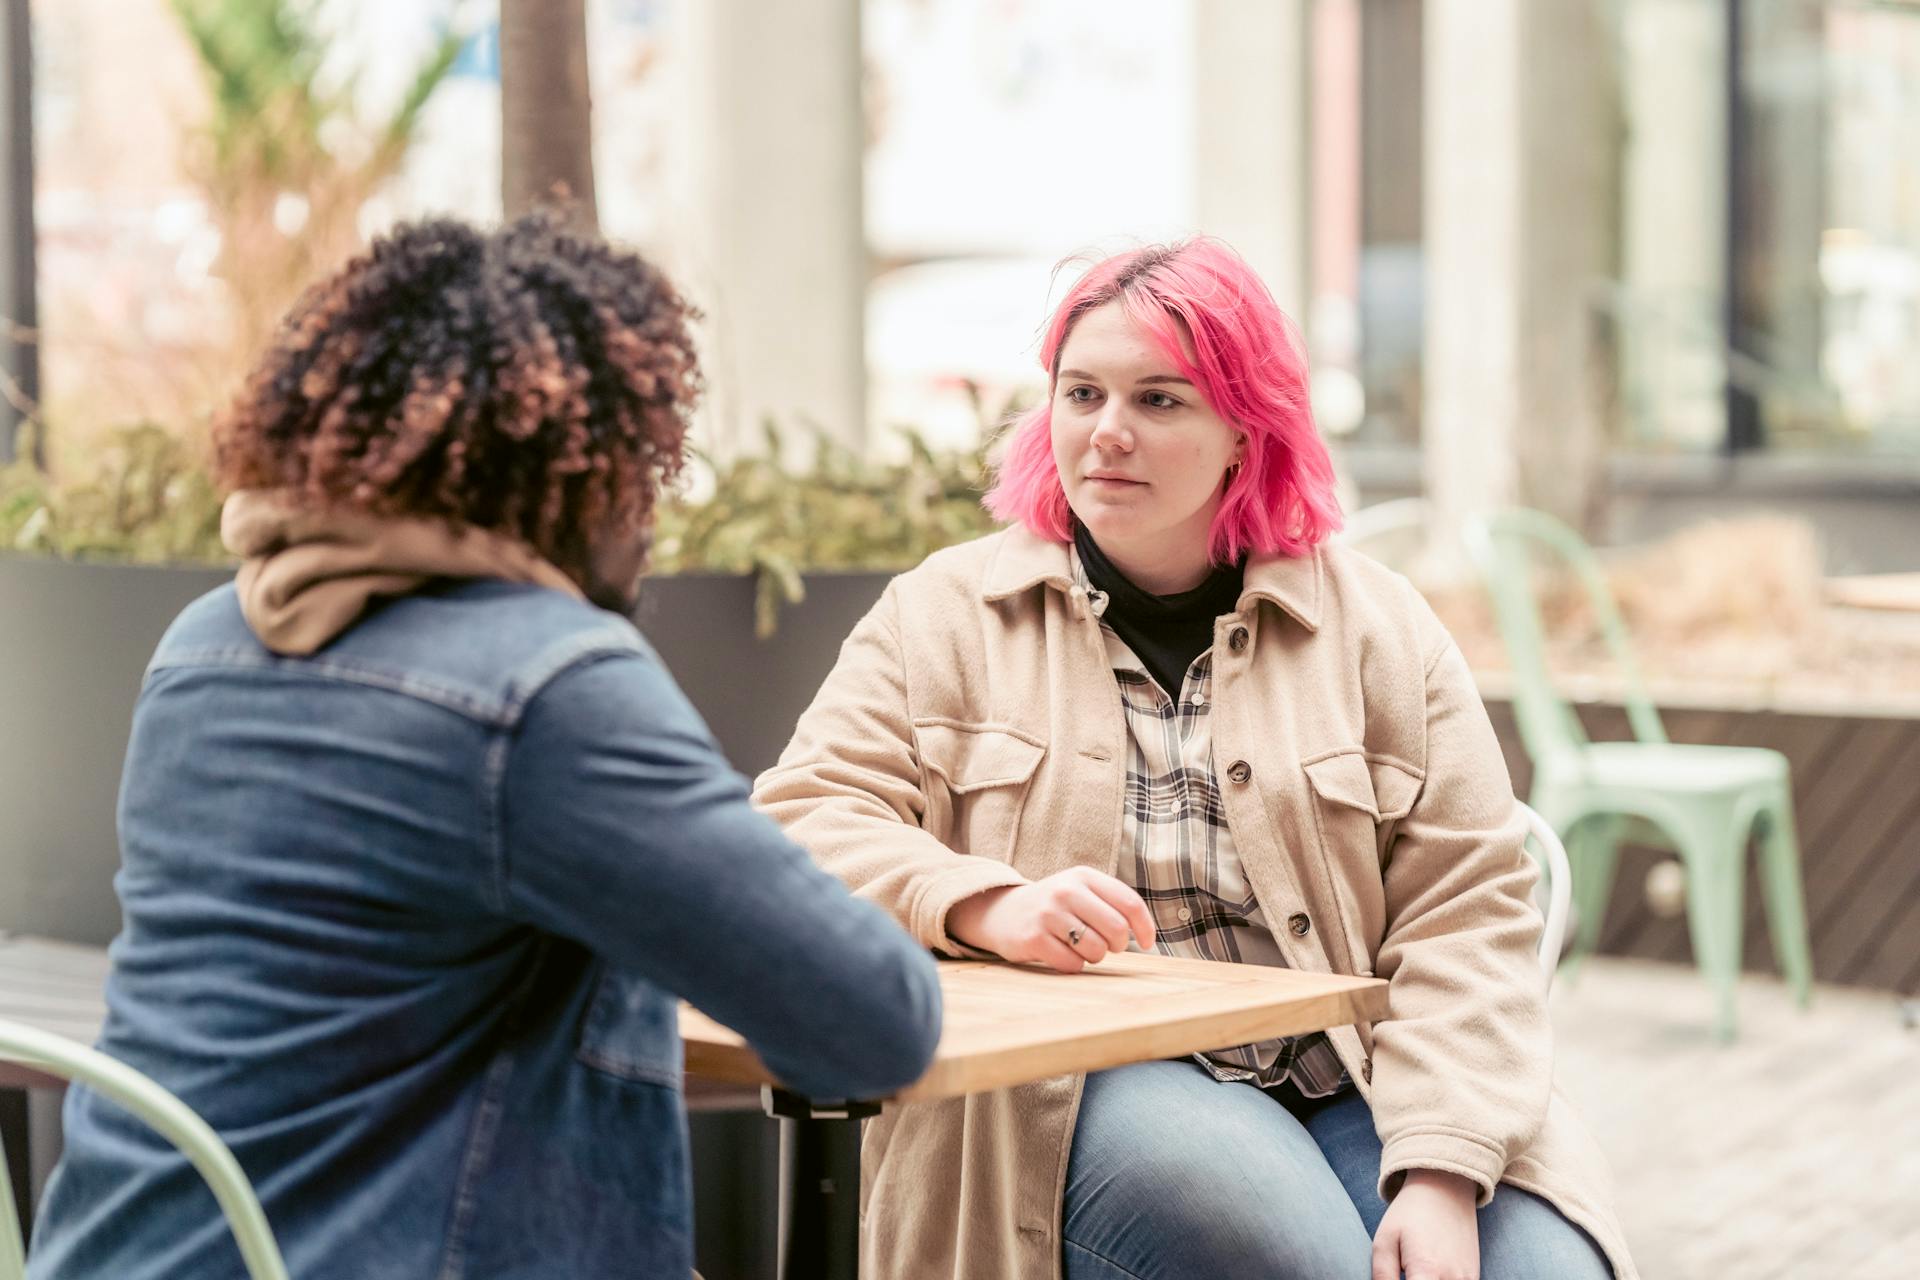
[{"xmin": 221, "ymin": 489, "xmax": 584, "ymax": 656}]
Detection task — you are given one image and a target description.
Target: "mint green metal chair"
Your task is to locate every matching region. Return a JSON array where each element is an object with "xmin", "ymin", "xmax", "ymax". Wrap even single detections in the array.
[
  {"xmin": 0, "ymin": 1019, "xmax": 290, "ymax": 1280},
  {"xmin": 1465, "ymin": 508, "xmax": 1813, "ymax": 1040}
]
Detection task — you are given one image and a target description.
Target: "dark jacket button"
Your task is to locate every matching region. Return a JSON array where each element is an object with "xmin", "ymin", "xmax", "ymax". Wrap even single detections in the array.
[
  {"xmin": 1288, "ymin": 912, "xmax": 1311, "ymax": 936},
  {"xmin": 1227, "ymin": 760, "xmax": 1252, "ymax": 785},
  {"xmin": 1228, "ymin": 626, "xmax": 1250, "ymax": 653}
]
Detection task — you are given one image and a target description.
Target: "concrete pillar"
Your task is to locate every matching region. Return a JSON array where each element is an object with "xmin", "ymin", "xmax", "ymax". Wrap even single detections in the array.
[
  {"xmin": 1423, "ymin": 0, "xmax": 1618, "ymax": 553},
  {"xmin": 1193, "ymin": 0, "xmax": 1310, "ymax": 322},
  {"xmin": 1423, "ymin": 0, "xmax": 1523, "ymax": 555},
  {"xmin": 1738, "ymin": 0, "xmax": 1828, "ymax": 430},
  {"xmin": 667, "ymin": 0, "xmax": 866, "ymax": 461},
  {"xmin": 1621, "ymin": 0, "xmax": 1727, "ymax": 449},
  {"xmin": 1515, "ymin": 0, "xmax": 1618, "ymax": 527}
]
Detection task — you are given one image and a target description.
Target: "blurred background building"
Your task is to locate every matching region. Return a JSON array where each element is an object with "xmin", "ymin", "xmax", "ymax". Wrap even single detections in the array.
[{"xmin": 10, "ymin": 0, "xmax": 1917, "ymax": 569}]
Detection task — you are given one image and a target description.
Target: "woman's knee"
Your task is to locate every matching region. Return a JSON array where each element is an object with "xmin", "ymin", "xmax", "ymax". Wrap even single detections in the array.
[
  {"xmin": 1063, "ymin": 1181, "xmax": 1368, "ymax": 1280},
  {"xmin": 1478, "ymin": 1186, "xmax": 1614, "ymax": 1280},
  {"xmin": 1064, "ymin": 1061, "xmax": 1371, "ymax": 1278}
]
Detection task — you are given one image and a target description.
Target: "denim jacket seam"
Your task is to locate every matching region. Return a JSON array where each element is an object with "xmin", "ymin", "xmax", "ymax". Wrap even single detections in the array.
[
  {"xmin": 498, "ymin": 626, "xmax": 651, "ymax": 727},
  {"xmin": 490, "ymin": 632, "xmax": 650, "ymax": 912},
  {"xmin": 434, "ymin": 1047, "xmax": 518, "ymax": 1280},
  {"xmin": 148, "ymin": 646, "xmax": 510, "ymax": 724},
  {"xmin": 481, "ymin": 731, "xmax": 512, "ymax": 915},
  {"xmin": 574, "ymin": 1046, "xmax": 683, "ymax": 1089}
]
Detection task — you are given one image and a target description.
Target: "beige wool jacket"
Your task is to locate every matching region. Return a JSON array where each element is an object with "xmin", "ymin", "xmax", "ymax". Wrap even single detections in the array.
[{"xmin": 752, "ymin": 527, "xmax": 1635, "ymax": 1280}]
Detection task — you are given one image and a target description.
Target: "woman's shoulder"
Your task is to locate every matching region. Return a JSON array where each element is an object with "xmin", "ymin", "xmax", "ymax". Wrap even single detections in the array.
[
  {"xmin": 889, "ymin": 526, "xmax": 1059, "ymax": 603},
  {"xmin": 898, "ymin": 527, "xmax": 1014, "ymax": 581},
  {"xmin": 1314, "ymin": 537, "xmax": 1419, "ymax": 598},
  {"xmin": 1311, "ymin": 539, "xmax": 1451, "ymax": 658}
]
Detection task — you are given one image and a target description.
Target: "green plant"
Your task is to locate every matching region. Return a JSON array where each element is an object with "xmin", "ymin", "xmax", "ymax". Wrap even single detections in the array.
[
  {"xmin": 1, "ymin": 419, "xmax": 1010, "ymax": 627},
  {"xmin": 170, "ymin": 0, "xmax": 463, "ymax": 369},
  {"xmin": 0, "ymin": 424, "xmax": 227, "ymax": 563},
  {"xmin": 653, "ymin": 422, "xmax": 1004, "ymax": 636}
]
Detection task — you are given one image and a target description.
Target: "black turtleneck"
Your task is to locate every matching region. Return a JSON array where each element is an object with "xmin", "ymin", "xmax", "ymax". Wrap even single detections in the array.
[{"xmin": 1074, "ymin": 522, "xmax": 1245, "ymax": 700}]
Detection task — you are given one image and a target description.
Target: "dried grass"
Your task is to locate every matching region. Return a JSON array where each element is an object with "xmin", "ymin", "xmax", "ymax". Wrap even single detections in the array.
[{"xmin": 1421, "ymin": 516, "xmax": 1920, "ymax": 709}]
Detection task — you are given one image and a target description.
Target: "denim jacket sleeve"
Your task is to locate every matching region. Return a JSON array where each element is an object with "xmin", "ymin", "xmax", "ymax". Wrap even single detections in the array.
[{"xmin": 497, "ymin": 648, "xmax": 943, "ymax": 1102}]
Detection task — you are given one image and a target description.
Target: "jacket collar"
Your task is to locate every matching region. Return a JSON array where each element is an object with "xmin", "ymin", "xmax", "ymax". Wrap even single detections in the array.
[{"xmin": 982, "ymin": 525, "xmax": 1322, "ymax": 632}]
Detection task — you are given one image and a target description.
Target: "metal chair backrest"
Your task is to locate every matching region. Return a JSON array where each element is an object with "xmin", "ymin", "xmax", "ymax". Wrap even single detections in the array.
[
  {"xmin": 1518, "ymin": 801, "xmax": 1573, "ymax": 983},
  {"xmin": 1463, "ymin": 508, "xmax": 1668, "ymax": 769},
  {"xmin": 0, "ymin": 1019, "xmax": 290, "ymax": 1280},
  {"xmin": 1335, "ymin": 496, "xmax": 1431, "ymax": 554}
]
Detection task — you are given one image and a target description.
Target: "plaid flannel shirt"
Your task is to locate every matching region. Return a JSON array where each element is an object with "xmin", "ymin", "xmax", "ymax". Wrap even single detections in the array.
[{"xmin": 1079, "ymin": 557, "xmax": 1348, "ymax": 1097}]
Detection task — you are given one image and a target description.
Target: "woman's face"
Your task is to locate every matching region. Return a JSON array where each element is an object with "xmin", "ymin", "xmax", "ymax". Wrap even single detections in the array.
[{"xmin": 1050, "ymin": 301, "xmax": 1242, "ymax": 587}]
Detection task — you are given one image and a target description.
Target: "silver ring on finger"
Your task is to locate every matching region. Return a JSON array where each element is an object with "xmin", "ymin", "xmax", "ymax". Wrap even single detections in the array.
[{"xmin": 1066, "ymin": 924, "xmax": 1085, "ymax": 946}]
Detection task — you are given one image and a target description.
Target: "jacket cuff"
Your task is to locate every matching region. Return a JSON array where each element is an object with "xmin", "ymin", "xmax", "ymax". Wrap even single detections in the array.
[
  {"xmin": 1378, "ymin": 1129, "xmax": 1506, "ymax": 1208},
  {"xmin": 910, "ymin": 860, "xmax": 1032, "ymax": 956}
]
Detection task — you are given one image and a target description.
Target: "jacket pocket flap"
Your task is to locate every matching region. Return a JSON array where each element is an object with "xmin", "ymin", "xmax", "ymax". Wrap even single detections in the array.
[
  {"xmin": 1304, "ymin": 751, "xmax": 1380, "ymax": 817},
  {"xmin": 1367, "ymin": 757, "xmax": 1423, "ymax": 821},
  {"xmin": 1303, "ymin": 751, "xmax": 1423, "ymax": 821},
  {"xmin": 576, "ymin": 965, "xmax": 682, "ymax": 1087},
  {"xmin": 914, "ymin": 722, "xmax": 1046, "ymax": 794}
]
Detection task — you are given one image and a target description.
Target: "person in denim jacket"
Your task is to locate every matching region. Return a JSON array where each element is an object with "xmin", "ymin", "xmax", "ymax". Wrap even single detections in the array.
[{"xmin": 27, "ymin": 214, "xmax": 942, "ymax": 1280}]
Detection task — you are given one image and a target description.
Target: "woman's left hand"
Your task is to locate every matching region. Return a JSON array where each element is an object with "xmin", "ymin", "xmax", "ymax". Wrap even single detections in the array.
[{"xmin": 1371, "ymin": 1168, "xmax": 1481, "ymax": 1280}]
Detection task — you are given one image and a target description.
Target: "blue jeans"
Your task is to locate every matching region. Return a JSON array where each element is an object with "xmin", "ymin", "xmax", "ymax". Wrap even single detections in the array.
[{"xmin": 1063, "ymin": 1059, "xmax": 1612, "ymax": 1279}]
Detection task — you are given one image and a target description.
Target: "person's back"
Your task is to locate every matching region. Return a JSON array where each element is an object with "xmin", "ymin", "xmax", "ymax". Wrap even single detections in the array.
[{"xmin": 26, "ymin": 215, "xmax": 942, "ymax": 1280}]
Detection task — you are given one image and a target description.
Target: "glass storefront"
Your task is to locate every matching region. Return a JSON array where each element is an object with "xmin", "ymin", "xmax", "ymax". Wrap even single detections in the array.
[
  {"xmin": 1308, "ymin": 0, "xmax": 1424, "ymax": 449},
  {"xmin": 1753, "ymin": 0, "xmax": 1920, "ymax": 452},
  {"xmin": 1622, "ymin": 0, "xmax": 1920, "ymax": 455}
]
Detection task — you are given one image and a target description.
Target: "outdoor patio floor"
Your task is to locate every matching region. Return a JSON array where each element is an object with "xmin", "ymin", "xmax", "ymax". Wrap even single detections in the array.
[{"xmin": 1551, "ymin": 957, "xmax": 1918, "ymax": 1279}]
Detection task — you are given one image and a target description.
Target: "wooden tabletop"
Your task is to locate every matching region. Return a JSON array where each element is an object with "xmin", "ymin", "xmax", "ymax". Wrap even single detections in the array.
[
  {"xmin": 0, "ymin": 937, "xmax": 1391, "ymax": 1106},
  {"xmin": 1828, "ymin": 572, "xmax": 1920, "ymax": 614},
  {"xmin": 680, "ymin": 950, "xmax": 1389, "ymax": 1103}
]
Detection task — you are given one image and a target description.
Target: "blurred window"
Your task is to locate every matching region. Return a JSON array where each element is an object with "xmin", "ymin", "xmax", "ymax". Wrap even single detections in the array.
[
  {"xmin": 1308, "ymin": 0, "xmax": 1423, "ymax": 449},
  {"xmin": 861, "ymin": 0, "xmax": 1196, "ymax": 451},
  {"xmin": 1621, "ymin": 0, "xmax": 1920, "ymax": 456},
  {"xmin": 1741, "ymin": 0, "xmax": 1920, "ymax": 454}
]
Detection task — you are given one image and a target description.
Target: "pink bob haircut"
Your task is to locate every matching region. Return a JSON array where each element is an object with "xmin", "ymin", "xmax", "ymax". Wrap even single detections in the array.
[{"xmin": 982, "ymin": 238, "xmax": 1343, "ymax": 564}]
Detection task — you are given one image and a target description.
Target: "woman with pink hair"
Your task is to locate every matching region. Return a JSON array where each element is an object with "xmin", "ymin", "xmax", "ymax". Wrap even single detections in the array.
[{"xmin": 755, "ymin": 239, "xmax": 1633, "ymax": 1280}]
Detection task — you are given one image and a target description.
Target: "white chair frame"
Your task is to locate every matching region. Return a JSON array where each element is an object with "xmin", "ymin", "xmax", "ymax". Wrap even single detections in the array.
[{"xmin": 1519, "ymin": 800, "xmax": 1573, "ymax": 983}]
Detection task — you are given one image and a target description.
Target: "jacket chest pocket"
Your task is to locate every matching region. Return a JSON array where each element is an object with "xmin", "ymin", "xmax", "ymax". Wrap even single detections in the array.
[
  {"xmin": 575, "ymin": 964, "xmax": 683, "ymax": 1088},
  {"xmin": 912, "ymin": 720, "xmax": 1046, "ymax": 866},
  {"xmin": 1300, "ymin": 747, "xmax": 1424, "ymax": 972}
]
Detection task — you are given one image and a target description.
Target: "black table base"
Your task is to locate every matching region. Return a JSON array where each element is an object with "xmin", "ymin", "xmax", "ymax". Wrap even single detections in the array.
[{"xmin": 763, "ymin": 1087, "xmax": 877, "ymax": 1280}]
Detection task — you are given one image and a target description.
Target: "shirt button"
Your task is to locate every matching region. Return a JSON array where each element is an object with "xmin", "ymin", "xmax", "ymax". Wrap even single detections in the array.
[
  {"xmin": 1228, "ymin": 627, "xmax": 1250, "ymax": 653},
  {"xmin": 1190, "ymin": 693, "xmax": 1207, "ymax": 708},
  {"xmin": 1362, "ymin": 1057, "xmax": 1374, "ymax": 1084},
  {"xmin": 1177, "ymin": 907, "xmax": 1192, "ymax": 922},
  {"xmin": 1227, "ymin": 760, "xmax": 1252, "ymax": 785},
  {"xmin": 1288, "ymin": 912, "xmax": 1311, "ymax": 936}
]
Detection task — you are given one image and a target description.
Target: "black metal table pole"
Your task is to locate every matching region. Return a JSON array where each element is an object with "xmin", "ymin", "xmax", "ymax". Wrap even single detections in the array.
[
  {"xmin": 1, "ymin": 1087, "xmax": 31, "ymax": 1247},
  {"xmin": 763, "ymin": 1087, "xmax": 875, "ymax": 1280}
]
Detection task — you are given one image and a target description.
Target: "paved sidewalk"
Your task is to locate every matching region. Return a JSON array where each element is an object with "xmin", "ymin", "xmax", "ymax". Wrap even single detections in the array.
[{"xmin": 1551, "ymin": 958, "xmax": 1918, "ymax": 1279}]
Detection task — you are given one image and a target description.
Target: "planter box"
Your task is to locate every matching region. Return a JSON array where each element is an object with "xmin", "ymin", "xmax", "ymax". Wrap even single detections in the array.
[
  {"xmin": 1478, "ymin": 678, "xmax": 1920, "ymax": 995},
  {"xmin": 0, "ymin": 556, "xmax": 891, "ymax": 944}
]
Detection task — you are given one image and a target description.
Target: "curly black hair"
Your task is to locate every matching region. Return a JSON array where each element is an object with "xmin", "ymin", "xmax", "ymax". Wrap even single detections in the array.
[{"xmin": 214, "ymin": 213, "xmax": 701, "ymax": 581}]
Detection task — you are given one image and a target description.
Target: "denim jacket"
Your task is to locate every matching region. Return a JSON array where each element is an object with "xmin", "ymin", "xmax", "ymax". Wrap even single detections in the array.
[{"xmin": 27, "ymin": 581, "xmax": 942, "ymax": 1279}]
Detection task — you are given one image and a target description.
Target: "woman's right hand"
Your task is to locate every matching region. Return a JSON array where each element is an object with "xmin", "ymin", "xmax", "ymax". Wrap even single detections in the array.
[{"xmin": 945, "ymin": 867, "xmax": 1157, "ymax": 973}]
